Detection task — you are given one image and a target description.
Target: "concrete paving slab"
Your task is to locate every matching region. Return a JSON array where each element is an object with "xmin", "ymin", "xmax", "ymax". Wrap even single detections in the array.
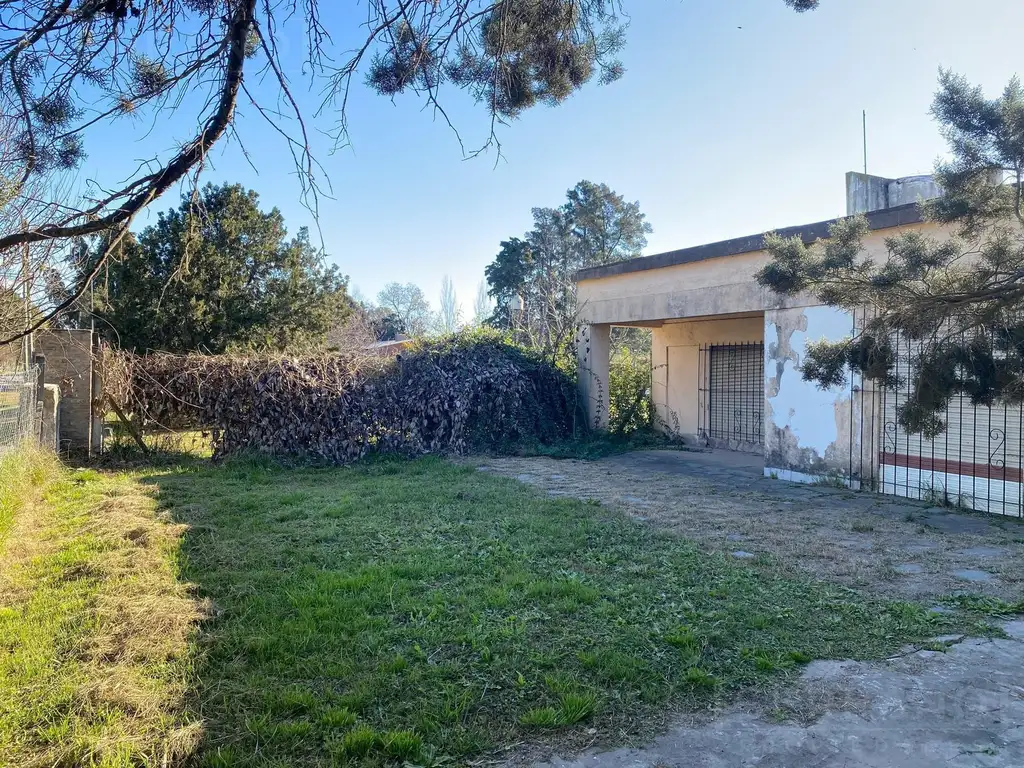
[
  {"xmin": 959, "ymin": 546, "xmax": 1007, "ymax": 558},
  {"xmin": 922, "ymin": 513, "xmax": 998, "ymax": 536},
  {"xmin": 532, "ymin": 626, "xmax": 1024, "ymax": 768},
  {"xmin": 901, "ymin": 540, "xmax": 940, "ymax": 554}
]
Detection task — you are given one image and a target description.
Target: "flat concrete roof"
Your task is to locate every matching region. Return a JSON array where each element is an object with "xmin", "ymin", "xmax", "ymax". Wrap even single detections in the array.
[{"xmin": 576, "ymin": 202, "xmax": 923, "ymax": 282}]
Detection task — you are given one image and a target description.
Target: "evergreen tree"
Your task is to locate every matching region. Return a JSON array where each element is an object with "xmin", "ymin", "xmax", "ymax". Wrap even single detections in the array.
[
  {"xmin": 757, "ymin": 71, "xmax": 1024, "ymax": 437},
  {"xmin": 92, "ymin": 184, "xmax": 349, "ymax": 353}
]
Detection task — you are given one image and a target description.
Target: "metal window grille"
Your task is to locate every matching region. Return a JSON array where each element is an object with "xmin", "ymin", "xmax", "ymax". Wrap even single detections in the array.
[
  {"xmin": 876, "ymin": 326, "xmax": 1023, "ymax": 518},
  {"xmin": 0, "ymin": 367, "xmax": 40, "ymax": 453},
  {"xmin": 698, "ymin": 342, "xmax": 764, "ymax": 449}
]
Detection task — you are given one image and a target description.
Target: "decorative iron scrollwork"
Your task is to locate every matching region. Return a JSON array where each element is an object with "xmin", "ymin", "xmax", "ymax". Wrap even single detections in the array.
[
  {"xmin": 883, "ymin": 421, "xmax": 897, "ymax": 452},
  {"xmin": 988, "ymin": 427, "xmax": 1006, "ymax": 468}
]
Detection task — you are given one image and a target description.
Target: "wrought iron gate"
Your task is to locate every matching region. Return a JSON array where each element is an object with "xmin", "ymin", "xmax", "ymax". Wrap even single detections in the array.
[{"xmin": 698, "ymin": 342, "xmax": 764, "ymax": 450}]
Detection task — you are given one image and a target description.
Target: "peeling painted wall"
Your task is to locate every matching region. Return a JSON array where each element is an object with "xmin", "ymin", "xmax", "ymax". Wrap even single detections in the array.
[{"xmin": 764, "ymin": 306, "xmax": 856, "ymax": 480}]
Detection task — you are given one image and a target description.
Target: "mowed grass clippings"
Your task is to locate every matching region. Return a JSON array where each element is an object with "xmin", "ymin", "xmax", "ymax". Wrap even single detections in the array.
[
  {"xmin": 158, "ymin": 456, "xmax": 958, "ymax": 767},
  {"xmin": 0, "ymin": 448, "xmax": 205, "ymax": 768}
]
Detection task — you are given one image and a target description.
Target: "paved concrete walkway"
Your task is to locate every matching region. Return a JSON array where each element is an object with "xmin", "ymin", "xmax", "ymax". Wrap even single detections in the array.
[{"xmin": 535, "ymin": 622, "xmax": 1024, "ymax": 768}]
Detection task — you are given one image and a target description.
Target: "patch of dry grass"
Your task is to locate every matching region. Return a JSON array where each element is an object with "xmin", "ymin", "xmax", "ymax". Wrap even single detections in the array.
[
  {"xmin": 0, "ymin": 443, "xmax": 59, "ymax": 550},
  {"xmin": 0, "ymin": 448, "xmax": 206, "ymax": 767}
]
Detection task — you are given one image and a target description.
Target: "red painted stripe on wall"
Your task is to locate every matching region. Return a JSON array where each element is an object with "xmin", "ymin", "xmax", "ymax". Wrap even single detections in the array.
[{"xmin": 879, "ymin": 452, "xmax": 1022, "ymax": 483}]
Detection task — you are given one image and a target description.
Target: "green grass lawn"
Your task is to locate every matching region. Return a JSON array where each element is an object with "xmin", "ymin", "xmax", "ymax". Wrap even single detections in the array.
[
  {"xmin": 153, "ymin": 456, "xmax": 962, "ymax": 767},
  {"xmin": 1, "ymin": 450, "xmax": 978, "ymax": 767},
  {"xmin": 0, "ymin": 450, "xmax": 202, "ymax": 768}
]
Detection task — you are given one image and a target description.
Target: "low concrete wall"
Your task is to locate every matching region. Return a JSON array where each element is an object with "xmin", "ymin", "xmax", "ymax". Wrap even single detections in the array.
[
  {"xmin": 33, "ymin": 330, "xmax": 101, "ymax": 455},
  {"xmin": 846, "ymin": 172, "xmax": 943, "ymax": 215}
]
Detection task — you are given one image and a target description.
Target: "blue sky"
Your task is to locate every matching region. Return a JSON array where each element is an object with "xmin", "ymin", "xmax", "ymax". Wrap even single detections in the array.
[{"xmin": 78, "ymin": 0, "xmax": 1024, "ymax": 316}]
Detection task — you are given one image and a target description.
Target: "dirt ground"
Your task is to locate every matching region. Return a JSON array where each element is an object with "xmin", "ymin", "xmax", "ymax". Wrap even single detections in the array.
[{"xmin": 473, "ymin": 449, "xmax": 1024, "ymax": 605}]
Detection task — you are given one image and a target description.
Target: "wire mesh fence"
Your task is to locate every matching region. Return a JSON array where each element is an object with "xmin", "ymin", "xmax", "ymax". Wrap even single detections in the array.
[{"xmin": 0, "ymin": 367, "xmax": 40, "ymax": 453}]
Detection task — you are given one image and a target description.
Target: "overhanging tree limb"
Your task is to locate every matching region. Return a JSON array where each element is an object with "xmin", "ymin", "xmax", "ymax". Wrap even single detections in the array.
[
  {"xmin": 0, "ymin": 0, "xmax": 255, "ymax": 254},
  {"xmin": 0, "ymin": 0, "xmax": 818, "ymax": 347}
]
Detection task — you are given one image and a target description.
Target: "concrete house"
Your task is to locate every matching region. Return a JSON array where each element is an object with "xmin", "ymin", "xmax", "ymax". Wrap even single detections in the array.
[{"xmin": 576, "ymin": 173, "xmax": 1024, "ymax": 517}]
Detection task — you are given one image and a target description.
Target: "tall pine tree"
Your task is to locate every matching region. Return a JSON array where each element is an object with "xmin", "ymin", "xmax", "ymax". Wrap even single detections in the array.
[{"xmin": 757, "ymin": 71, "xmax": 1024, "ymax": 437}]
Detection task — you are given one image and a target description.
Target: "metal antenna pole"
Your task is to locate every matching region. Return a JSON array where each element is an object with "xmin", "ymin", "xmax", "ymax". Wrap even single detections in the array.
[{"xmin": 863, "ymin": 110, "xmax": 868, "ymax": 175}]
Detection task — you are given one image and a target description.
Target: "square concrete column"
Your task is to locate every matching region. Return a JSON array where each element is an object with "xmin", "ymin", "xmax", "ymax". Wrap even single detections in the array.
[
  {"xmin": 41, "ymin": 384, "xmax": 60, "ymax": 451},
  {"xmin": 577, "ymin": 323, "xmax": 610, "ymax": 431}
]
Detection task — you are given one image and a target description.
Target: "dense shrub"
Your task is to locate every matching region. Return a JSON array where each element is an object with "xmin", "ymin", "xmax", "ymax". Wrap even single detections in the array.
[
  {"xmin": 106, "ymin": 330, "xmax": 580, "ymax": 462},
  {"xmin": 607, "ymin": 347, "xmax": 654, "ymax": 434}
]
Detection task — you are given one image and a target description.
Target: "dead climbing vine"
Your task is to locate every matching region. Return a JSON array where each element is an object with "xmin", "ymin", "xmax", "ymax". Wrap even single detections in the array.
[{"xmin": 105, "ymin": 332, "xmax": 579, "ymax": 462}]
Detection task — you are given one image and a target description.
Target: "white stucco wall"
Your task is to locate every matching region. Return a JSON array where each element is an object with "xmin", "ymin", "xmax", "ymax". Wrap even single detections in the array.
[
  {"xmin": 880, "ymin": 464, "xmax": 1022, "ymax": 517},
  {"xmin": 764, "ymin": 306, "xmax": 861, "ymax": 483}
]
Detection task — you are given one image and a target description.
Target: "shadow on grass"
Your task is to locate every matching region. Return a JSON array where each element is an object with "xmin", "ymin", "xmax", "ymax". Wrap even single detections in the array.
[
  {"xmin": 93, "ymin": 430, "xmax": 213, "ymax": 471},
  {"xmin": 142, "ymin": 455, "xmax": 965, "ymax": 768},
  {"xmin": 519, "ymin": 428, "xmax": 695, "ymax": 461}
]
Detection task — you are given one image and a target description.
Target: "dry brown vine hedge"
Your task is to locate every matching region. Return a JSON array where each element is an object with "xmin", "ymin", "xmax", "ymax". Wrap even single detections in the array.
[{"xmin": 105, "ymin": 332, "xmax": 580, "ymax": 461}]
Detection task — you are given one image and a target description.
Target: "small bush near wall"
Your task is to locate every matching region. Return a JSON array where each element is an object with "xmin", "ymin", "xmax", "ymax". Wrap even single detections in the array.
[{"xmin": 106, "ymin": 330, "xmax": 580, "ymax": 462}]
